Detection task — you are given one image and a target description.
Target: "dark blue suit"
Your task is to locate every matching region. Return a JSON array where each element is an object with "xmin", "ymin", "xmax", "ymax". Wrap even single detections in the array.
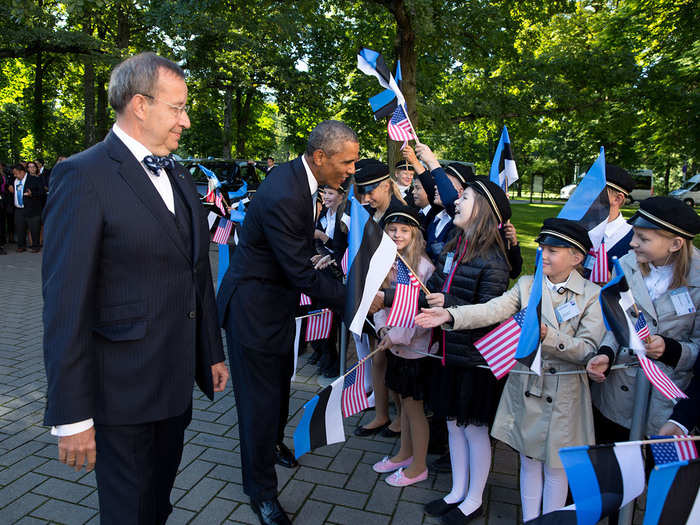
[
  {"xmin": 42, "ymin": 130, "xmax": 224, "ymax": 523},
  {"xmin": 217, "ymin": 156, "xmax": 345, "ymax": 501}
]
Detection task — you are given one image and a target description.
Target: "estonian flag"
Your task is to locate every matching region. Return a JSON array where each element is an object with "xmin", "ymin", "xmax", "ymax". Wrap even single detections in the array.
[
  {"xmin": 558, "ymin": 442, "xmax": 645, "ymax": 525},
  {"xmin": 515, "ymin": 248, "xmax": 543, "ymax": 373},
  {"xmin": 357, "ymin": 48, "xmax": 405, "ymax": 107},
  {"xmin": 216, "ymin": 243, "xmax": 235, "ymax": 292},
  {"xmin": 600, "ymin": 259, "xmax": 644, "ymax": 352},
  {"xmin": 368, "ymin": 61, "xmax": 402, "ymax": 120},
  {"xmin": 558, "ymin": 147, "xmax": 609, "ymax": 253},
  {"xmin": 489, "ymin": 125, "xmax": 519, "ymax": 191},
  {"xmin": 644, "ymin": 458, "xmax": 700, "ymax": 525},
  {"xmin": 344, "ymin": 188, "xmax": 397, "ymax": 335},
  {"xmin": 293, "ymin": 376, "xmax": 345, "ymax": 459}
]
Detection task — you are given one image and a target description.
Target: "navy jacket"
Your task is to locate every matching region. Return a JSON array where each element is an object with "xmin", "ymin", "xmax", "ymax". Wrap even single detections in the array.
[
  {"xmin": 216, "ymin": 156, "xmax": 345, "ymax": 352},
  {"xmin": 42, "ymin": 131, "xmax": 224, "ymax": 427}
]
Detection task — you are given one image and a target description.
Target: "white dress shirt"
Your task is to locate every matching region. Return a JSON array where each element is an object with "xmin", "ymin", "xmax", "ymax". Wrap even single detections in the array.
[
  {"xmin": 644, "ymin": 263, "xmax": 673, "ymax": 301},
  {"xmin": 13, "ymin": 175, "xmax": 26, "ymax": 208},
  {"xmin": 433, "ymin": 210, "xmax": 451, "ymax": 238},
  {"xmin": 604, "ymin": 213, "xmax": 633, "ymax": 247},
  {"xmin": 52, "ymin": 123, "xmax": 177, "ymax": 438}
]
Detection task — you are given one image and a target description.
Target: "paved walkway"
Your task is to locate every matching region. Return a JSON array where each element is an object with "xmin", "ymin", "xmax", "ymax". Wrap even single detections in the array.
[{"xmin": 0, "ymin": 243, "xmax": 526, "ymax": 524}]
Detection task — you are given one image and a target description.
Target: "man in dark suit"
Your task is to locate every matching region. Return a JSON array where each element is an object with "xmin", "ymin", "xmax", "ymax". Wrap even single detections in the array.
[
  {"xmin": 217, "ymin": 120, "xmax": 356, "ymax": 525},
  {"xmin": 12, "ymin": 163, "xmax": 44, "ymax": 252},
  {"xmin": 42, "ymin": 52, "xmax": 229, "ymax": 525}
]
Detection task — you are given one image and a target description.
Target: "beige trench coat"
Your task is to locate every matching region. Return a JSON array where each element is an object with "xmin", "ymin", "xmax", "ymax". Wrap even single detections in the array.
[
  {"xmin": 446, "ymin": 271, "xmax": 604, "ymax": 468},
  {"xmin": 591, "ymin": 250, "xmax": 700, "ymax": 434}
]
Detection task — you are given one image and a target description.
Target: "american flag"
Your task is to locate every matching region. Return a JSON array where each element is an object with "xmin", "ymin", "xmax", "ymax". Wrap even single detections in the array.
[
  {"xmin": 590, "ymin": 241, "xmax": 609, "ymax": 283},
  {"xmin": 341, "ymin": 360, "xmax": 370, "ymax": 417},
  {"xmin": 387, "ymin": 105, "xmax": 415, "ymax": 146},
  {"xmin": 341, "ymin": 248, "xmax": 349, "ymax": 276},
  {"xmin": 212, "ymin": 217, "xmax": 233, "ymax": 244},
  {"xmin": 300, "ymin": 293, "xmax": 312, "ymax": 306},
  {"xmin": 649, "ymin": 436, "xmax": 699, "ymax": 464},
  {"xmin": 473, "ymin": 308, "xmax": 527, "ymax": 379},
  {"xmin": 306, "ymin": 309, "xmax": 333, "ymax": 341},
  {"xmin": 635, "ymin": 311, "xmax": 652, "ymax": 341},
  {"xmin": 637, "ymin": 353, "xmax": 687, "ymax": 400},
  {"xmin": 386, "ymin": 259, "xmax": 421, "ymax": 327},
  {"xmin": 214, "ymin": 190, "xmax": 226, "ymax": 215}
]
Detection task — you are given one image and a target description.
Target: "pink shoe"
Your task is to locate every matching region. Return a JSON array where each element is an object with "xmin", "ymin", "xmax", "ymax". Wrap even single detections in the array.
[
  {"xmin": 385, "ymin": 467, "xmax": 429, "ymax": 487},
  {"xmin": 372, "ymin": 455, "xmax": 413, "ymax": 473}
]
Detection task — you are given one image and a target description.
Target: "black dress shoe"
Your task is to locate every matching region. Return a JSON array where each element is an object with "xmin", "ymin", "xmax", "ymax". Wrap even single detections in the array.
[
  {"xmin": 250, "ymin": 498, "xmax": 292, "ymax": 525},
  {"xmin": 353, "ymin": 421, "xmax": 389, "ymax": 437},
  {"xmin": 380, "ymin": 426, "xmax": 401, "ymax": 438},
  {"xmin": 274, "ymin": 442, "xmax": 299, "ymax": 468},
  {"xmin": 430, "ymin": 452, "xmax": 452, "ymax": 473},
  {"xmin": 441, "ymin": 505, "xmax": 483, "ymax": 524},
  {"xmin": 424, "ymin": 498, "xmax": 461, "ymax": 517}
]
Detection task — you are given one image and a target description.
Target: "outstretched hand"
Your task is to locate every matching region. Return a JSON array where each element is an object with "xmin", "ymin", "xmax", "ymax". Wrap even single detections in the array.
[
  {"xmin": 414, "ymin": 307, "xmax": 452, "ymax": 328},
  {"xmin": 586, "ymin": 355, "xmax": 609, "ymax": 383}
]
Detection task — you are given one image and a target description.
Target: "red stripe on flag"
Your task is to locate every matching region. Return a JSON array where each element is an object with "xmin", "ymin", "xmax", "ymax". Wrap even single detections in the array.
[
  {"xmin": 305, "ymin": 310, "xmax": 333, "ymax": 341},
  {"xmin": 638, "ymin": 353, "xmax": 687, "ymax": 400}
]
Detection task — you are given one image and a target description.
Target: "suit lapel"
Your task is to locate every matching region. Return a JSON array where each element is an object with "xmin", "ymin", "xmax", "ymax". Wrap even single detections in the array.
[
  {"xmin": 291, "ymin": 156, "xmax": 314, "ymax": 239},
  {"xmin": 105, "ymin": 132, "xmax": 191, "ymax": 263},
  {"xmin": 170, "ymin": 163, "xmax": 201, "ymax": 262}
]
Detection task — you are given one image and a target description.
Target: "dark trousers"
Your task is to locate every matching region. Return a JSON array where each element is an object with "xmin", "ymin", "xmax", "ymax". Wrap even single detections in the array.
[
  {"xmin": 14, "ymin": 208, "xmax": 41, "ymax": 249},
  {"xmin": 94, "ymin": 405, "xmax": 192, "ymax": 525},
  {"xmin": 0, "ymin": 206, "xmax": 6, "ymax": 245},
  {"xmin": 227, "ymin": 337, "xmax": 294, "ymax": 501}
]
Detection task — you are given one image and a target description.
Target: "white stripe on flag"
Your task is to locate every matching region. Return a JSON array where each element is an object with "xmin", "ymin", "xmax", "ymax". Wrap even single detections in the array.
[
  {"xmin": 687, "ymin": 486, "xmax": 700, "ymax": 525},
  {"xmin": 207, "ymin": 212, "xmax": 217, "ymax": 229},
  {"xmin": 503, "ymin": 158, "xmax": 519, "ymax": 185},
  {"xmin": 612, "ymin": 443, "xmax": 645, "ymax": 507},
  {"xmin": 349, "ymin": 233, "xmax": 397, "ymax": 335},
  {"xmin": 291, "ymin": 319, "xmax": 302, "ymax": 383},
  {"xmin": 325, "ymin": 377, "xmax": 346, "ymax": 446}
]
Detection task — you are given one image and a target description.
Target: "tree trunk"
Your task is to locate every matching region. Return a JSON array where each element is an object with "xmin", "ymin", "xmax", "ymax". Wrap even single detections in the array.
[
  {"xmin": 665, "ymin": 163, "xmax": 671, "ymax": 195},
  {"xmin": 96, "ymin": 67, "xmax": 109, "ymax": 139},
  {"xmin": 234, "ymin": 87, "xmax": 255, "ymax": 158},
  {"xmin": 83, "ymin": 14, "xmax": 95, "ymax": 148},
  {"xmin": 222, "ymin": 85, "xmax": 233, "ymax": 159},
  {"xmin": 33, "ymin": 50, "xmax": 44, "ymax": 156},
  {"xmin": 117, "ymin": 2, "xmax": 130, "ymax": 50}
]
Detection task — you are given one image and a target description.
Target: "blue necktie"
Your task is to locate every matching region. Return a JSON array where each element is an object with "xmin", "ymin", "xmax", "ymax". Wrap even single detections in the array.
[
  {"xmin": 143, "ymin": 155, "xmax": 175, "ymax": 176},
  {"xmin": 17, "ymin": 182, "xmax": 23, "ymax": 207}
]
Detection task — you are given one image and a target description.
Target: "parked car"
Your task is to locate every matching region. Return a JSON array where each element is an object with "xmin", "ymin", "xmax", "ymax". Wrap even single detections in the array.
[
  {"xmin": 670, "ymin": 174, "xmax": 700, "ymax": 206},
  {"xmin": 178, "ymin": 158, "xmax": 266, "ymax": 198},
  {"xmin": 559, "ymin": 169, "xmax": 653, "ymax": 204}
]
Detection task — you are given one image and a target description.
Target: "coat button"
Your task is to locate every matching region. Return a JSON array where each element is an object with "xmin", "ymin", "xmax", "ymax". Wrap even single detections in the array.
[
  {"xmin": 652, "ymin": 319, "xmax": 657, "ymax": 326},
  {"xmin": 558, "ymin": 344, "xmax": 565, "ymax": 350},
  {"xmin": 621, "ymin": 385, "xmax": 629, "ymax": 392},
  {"xmin": 525, "ymin": 391, "xmax": 531, "ymax": 398},
  {"xmin": 549, "ymin": 367, "xmax": 556, "ymax": 374},
  {"xmin": 546, "ymin": 396, "xmax": 553, "ymax": 403},
  {"xmin": 188, "ymin": 311, "xmax": 196, "ymax": 319}
]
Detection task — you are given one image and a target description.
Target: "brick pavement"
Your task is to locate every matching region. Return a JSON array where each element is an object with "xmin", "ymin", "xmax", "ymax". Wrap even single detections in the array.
[{"xmin": 0, "ymin": 244, "xmax": 526, "ymax": 524}]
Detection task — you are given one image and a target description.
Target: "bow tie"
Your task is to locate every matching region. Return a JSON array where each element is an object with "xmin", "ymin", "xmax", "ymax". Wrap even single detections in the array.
[{"xmin": 143, "ymin": 155, "xmax": 175, "ymax": 176}]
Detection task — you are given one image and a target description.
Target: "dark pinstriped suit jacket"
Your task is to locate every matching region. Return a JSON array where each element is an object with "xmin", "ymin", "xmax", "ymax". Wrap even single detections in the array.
[{"xmin": 42, "ymin": 131, "xmax": 224, "ymax": 427}]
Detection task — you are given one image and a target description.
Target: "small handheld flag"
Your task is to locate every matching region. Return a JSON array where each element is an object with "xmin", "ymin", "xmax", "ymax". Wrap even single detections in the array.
[
  {"xmin": 385, "ymin": 259, "xmax": 421, "ymax": 328},
  {"xmin": 590, "ymin": 241, "xmax": 609, "ymax": 284},
  {"xmin": 649, "ymin": 436, "xmax": 699, "ymax": 464},
  {"xmin": 515, "ymin": 249, "xmax": 543, "ymax": 373},
  {"xmin": 357, "ymin": 48, "xmax": 405, "ymax": 106},
  {"xmin": 306, "ymin": 309, "xmax": 333, "ymax": 341},
  {"xmin": 474, "ymin": 308, "xmax": 527, "ymax": 379},
  {"xmin": 300, "ymin": 293, "xmax": 312, "ymax": 306},
  {"xmin": 489, "ymin": 125, "xmax": 518, "ymax": 191},
  {"xmin": 368, "ymin": 61, "xmax": 402, "ymax": 120},
  {"xmin": 293, "ymin": 377, "xmax": 345, "ymax": 458},
  {"xmin": 643, "ymin": 458, "xmax": 700, "ymax": 525},
  {"xmin": 387, "ymin": 105, "xmax": 416, "ymax": 148},
  {"xmin": 212, "ymin": 217, "xmax": 233, "ymax": 244},
  {"xmin": 341, "ymin": 360, "xmax": 371, "ymax": 417}
]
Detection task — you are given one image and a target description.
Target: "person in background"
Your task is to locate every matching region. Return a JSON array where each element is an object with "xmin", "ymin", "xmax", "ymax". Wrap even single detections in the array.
[
  {"xmin": 394, "ymin": 159, "xmax": 416, "ymax": 208},
  {"xmin": 266, "ymin": 156, "xmax": 276, "ymax": 173},
  {"xmin": 0, "ymin": 162, "xmax": 8, "ymax": 254},
  {"xmin": 11, "ymin": 163, "xmax": 44, "ymax": 253}
]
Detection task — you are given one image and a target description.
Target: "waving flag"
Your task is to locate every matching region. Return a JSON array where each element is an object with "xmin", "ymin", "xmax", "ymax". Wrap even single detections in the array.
[
  {"xmin": 386, "ymin": 259, "xmax": 421, "ymax": 327},
  {"xmin": 198, "ymin": 163, "xmax": 222, "ymax": 189},
  {"xmin": 344, "ymin": 187, "xmax": 397, "ymax": 335},
  {"xmin": 294, "ymin": 377, "xmax": 345, "ymax": 459},
  {"xmin": 341, "ymin": 361, "xmax": 371, "ymax": 417},
  {"xmin": 489, "ymin": 125, "xmax": 519, "ymax": 191},
  {"xmin": 649, "ymin": 436, "xmax": 699, "ymax": 464},
  {"xmin": 474, "ymin": 308, "xmax": 528, "ymax": 379},
  {"xmin": 228, "ymin": 180, "xmax": 247, "ymax": 200},
  {"xmin": 387, "ymin": 105, "xmax": 416, "ymax": 148},
  {"xmin": 600, "ymin": 259, "xmax": 687, "ymax": 400},
  {"xmin": 644, "ymin": 458, "xmax": 700, "ymax": 525},
  {"xmin": 515, "ymin": 249, "xmax": 543, "ymax": 373},
  {"xmin": 590, "ymin": 241, "xmax": 609, "ymax": 283},
  {"xmin": 357, "ymin": 48, "xmax": 405, "ymax": 106},
  {"xmin": 635, "ymin": 311, "xmax": 651, "ymax": 341},
  {"xmin": 212, "ymin": 217, "xmax": 233, "ymax": 244},
  {"xmin": 369, "ymin": 61, "xmax": 402, "ymax": 120},
  {"xmin": 340, "ymin": 248, "xmax": 349, "ymax": 276},
  {"xmin": 305, "ymin": 310, "xmax": 333, "ymax": 341},
  {"xmin": 559, "ymin": 442, "xmax": 645, "ymax": 525}
]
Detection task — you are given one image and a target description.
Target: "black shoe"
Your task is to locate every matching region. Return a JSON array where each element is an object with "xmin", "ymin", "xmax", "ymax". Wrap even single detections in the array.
[
  {"xmin": 307, "ymin": 351, "xmax": 322, "ymax": 365},
  {"xmin": 440, "ymin": 505, "xmax": 483, "ymax": 524},
  {"xmin": 380, "ymin": 426, "xmax": 401, "ymax": 438},
  {"xmin": 430, "ymin": 452, "xmax": 452, "ymax": 473},
  {"xmin": 274, "ymin": 442, "xmax": 298, "ymax": 468},
  {"xmin": 353, "ymin": 421, "xmax": 389, "ymax": 437},
  {"xmin": 250, "ymin": 498, "xmax": 292, "ymax": 525},
  {"xmin": 424, "ymin": 498, "xmax": 461, "ymax": 517}
]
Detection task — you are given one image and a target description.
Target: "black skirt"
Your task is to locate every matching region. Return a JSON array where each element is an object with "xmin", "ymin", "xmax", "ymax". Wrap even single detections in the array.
[
  {"xmin": 425, "ymin": 357, "xmax": 504, "ymax": 427},
  {"xmin": 385, "ymin": 350, "xmax": 430, "ymax": 401}
]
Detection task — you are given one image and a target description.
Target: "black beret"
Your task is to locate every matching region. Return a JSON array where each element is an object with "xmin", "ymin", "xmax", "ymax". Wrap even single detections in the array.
[
  {"xmin": 354, "ymin": 159, "xmax": 390, "ymax": 194},
  {"xmin": 394, "ymin": 160, "xmax": 415, "ymax": 172},
  {"xmin": 444, "ymin": 163, "xmax": 475, "ymax": 188},
  {"xmin": 381, "ymin": 202, "xmax": 422, "ymax": 229},
  {"xmin": 606, "ymin": 164, "xmax": 635, "ymax": 195},
  {"xmin": 536, "ymin": 218, "xmax": 592, "ymax": 255},
  {"xmin": 465, "ymin": 176, "xmax": 512, "ymax": 225},
  {"xmin": 628, "ymin": 196, "xmax": 700, "ymax": 239}
]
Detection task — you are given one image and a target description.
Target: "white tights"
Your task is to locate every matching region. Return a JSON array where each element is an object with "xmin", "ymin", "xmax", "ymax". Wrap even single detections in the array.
[
  {"xmin": 443, "ymin": 420, "xmax": 492, "ymax": 516},
  {"xmin": 519, "ymin": 454, "xmax": 568, "ymax": 521}
]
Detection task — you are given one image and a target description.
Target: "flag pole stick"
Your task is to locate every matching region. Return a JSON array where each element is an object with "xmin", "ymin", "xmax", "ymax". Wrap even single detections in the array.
[
  {"xmin": 396, "ymin": 252, "xmax": 430, "ymax": 294},
  {"xmin": 295, "ymin": 308, "xmax": 331, "ymax": 321}
]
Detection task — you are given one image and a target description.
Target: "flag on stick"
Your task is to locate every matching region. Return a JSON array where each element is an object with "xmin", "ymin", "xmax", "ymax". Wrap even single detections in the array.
[
  {"xmin": 357, "ymin": 48, "xmax": 405, "ymax": 106},
  {"xmin": 590, "ymin": 241, "xmax": 609, "ymax": 283},
  {"xmin": 368, "ymin": 61, "xmax": 402, "ymax": 120},
  {"xmin": 344, "ymin": 187, "xmax": 397, "ymax": 335},
  {"xmin": 305, "ymin": 310, "xmax": 333, "ymax": 341},
  {"xmin": 643, "ymin": 458, "xmax": 700, "ymax": 525},
  {"xmin": 387, "ymin": 105, "xmax": 416, "ymax": 148},
  {"xmin": 212, "ymin": 217, "xmax": 233, "ymax": 244},
  {"xmin": 341, "ymin": 360, "xmax": 371, "ymax": 417},
  {"xmin": 293, "ymin": 377, "xmax": 345, "ymax": 458},
  {"xmin": 558, "ymin": 442, "xmax": 645, "ymax": 525},
  {"xmin": 340, "ymin": 248, "xmax": 349, "ymax": 276},
  {"xmin": 489, "ymin": 125, "xmax": 519, "ymax": 191},
  {"xmin": 300, "ymin": 293, "xmax": 312, "ymax": 306},
  {"xmin": 649, "ymin": 436, "xmax": 699, "ymax": 464},
  {"xmin": 474, "ymin": 308, "xmax": 528, "ymax": 379},
  {"xmin": 515, "ymin": 249, "xmax": 543, "ymax": 373},
  {"xmin": 385, "ymin": 259, "xmax": 421, "ymax": 328}
]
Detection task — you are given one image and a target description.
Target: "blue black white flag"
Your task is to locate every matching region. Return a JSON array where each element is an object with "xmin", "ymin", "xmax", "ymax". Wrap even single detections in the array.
[
  {"xmin": 489, "ymin": 125, "xmax": 518, "ymax": 191},
  {"xmin": 293, "ymin": 376, "xmax": 345, "ymax": 459},
  {"xmin": 515, "ymin": 248, "xmax": 543, "ymax": 373},
  {"xmin": 368, "ymin": 61, "xmax": 402, "ymax": 120},
  {"xmin": 357, "ymin": 48, "xmax": 405, "ymax": 107},
  {"xmin": 644, "ymin": 458, "xmax": 700, "ymax": 525}
]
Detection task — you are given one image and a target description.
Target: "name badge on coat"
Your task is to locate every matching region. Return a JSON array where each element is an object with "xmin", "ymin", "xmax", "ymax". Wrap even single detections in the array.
[
  {"xmin": 555, "ymin": 300, "xmax": 580, "ymax": 323},
  {"xmin": 443, "ymin": 252, "xmax": 455, "ymax": 274},
  {"xmin": 670, "ymin": 287, "xmax": 696, "ymax": 315}
]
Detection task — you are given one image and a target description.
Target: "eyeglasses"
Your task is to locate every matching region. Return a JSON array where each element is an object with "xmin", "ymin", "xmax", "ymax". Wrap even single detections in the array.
[{"xmin": 140, "ymin": 94, "xmax": 189, "ymax": 116}]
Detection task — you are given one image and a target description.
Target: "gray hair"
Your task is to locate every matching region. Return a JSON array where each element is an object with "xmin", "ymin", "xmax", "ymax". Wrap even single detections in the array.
[
  {"xmin": 305, "ymin": 120, "xmax": 358, "ymax": 157},
  {"xmin": 108, "ymin": 52, "xmax": 185, "ymax": 114}
]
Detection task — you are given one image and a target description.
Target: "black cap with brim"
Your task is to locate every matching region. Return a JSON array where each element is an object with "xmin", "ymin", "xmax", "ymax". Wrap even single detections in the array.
[
  {"xmin": 394, "ymin": 160, "xmax": 415, "ymax": 172},
  {"xmin": 444, "ymin": 163, "xmax": 474, "ymax": 188},
  {"xmin": 465, "ymin": 176, "xmax": 511, "ymax": 225},
  {"xmin": 628, "ymin": 196, "xmax": 700, "ymax": 239},
  {"xmin": 381, "ymin": 203, "xmax": 422, "ymax": 229},
  {"xmin": 606, "ymin": 164, "xmax": 635, "ymax": 195},
  {"xmin": 536, "ymin": 217, "xmax": 592, "ymax": 255},
  {"xmin": 355, "ymin": 158, "xmax": 390, "ymax": 195}
]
